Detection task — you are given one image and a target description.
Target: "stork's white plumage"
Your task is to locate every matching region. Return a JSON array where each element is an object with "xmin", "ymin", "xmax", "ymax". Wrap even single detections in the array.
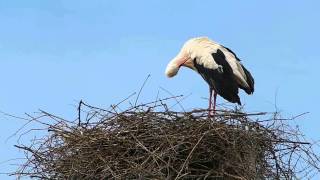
[{"xmin": 165, "ymin": 37, "xmax": 254, "ymax": 115}]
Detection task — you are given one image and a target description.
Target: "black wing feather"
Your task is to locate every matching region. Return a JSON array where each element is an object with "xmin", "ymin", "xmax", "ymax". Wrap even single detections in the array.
[
  {"xmin": 193, "ymin": 49, "xmax": 241, "ymax": 105},
  {"xmin": 241, "ymin": 64, "xmax": 254, "ymax": 94},
  {"xmin": 222, "ymin": 45, "xmax": 241, "ymax": 61},
  {"xmin": 223, "ymin": 45, "xmax": 255, "ymax": 94}
]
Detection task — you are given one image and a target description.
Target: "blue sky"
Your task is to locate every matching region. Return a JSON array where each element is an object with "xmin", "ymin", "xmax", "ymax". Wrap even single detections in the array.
[{"xmin": 0, "ymin": 1, "xmax": 319, "ymax": 179}]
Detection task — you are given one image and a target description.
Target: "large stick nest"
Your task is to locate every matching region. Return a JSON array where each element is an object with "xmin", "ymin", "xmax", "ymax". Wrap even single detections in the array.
[{"xmin": 12, "ymin": 96, "xmax": 320, "ymax": 179}]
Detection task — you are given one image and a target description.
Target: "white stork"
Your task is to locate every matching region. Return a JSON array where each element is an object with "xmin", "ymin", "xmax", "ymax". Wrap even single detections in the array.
[{"xmin": 165, "ymin": 37, "xmax": 254, "ymax": 115}]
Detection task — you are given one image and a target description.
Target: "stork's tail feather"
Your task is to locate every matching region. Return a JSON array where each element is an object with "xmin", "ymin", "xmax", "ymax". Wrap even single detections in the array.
[
  {"xmin": 233, "ymin": 95, "xmax": 242, "ymax": 105},
  {"xmin": 219, "ymin": 91, "xmax": 242, "ymax": 105},
  {"xmin": 228, "ymin": 95, "xmax": 241, "ymax": 105}
]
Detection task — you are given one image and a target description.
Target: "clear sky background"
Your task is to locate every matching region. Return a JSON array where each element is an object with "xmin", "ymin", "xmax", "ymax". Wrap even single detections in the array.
[{"xmin": 0, "ymin": 1, "xmax": 319, "ymax": 179}]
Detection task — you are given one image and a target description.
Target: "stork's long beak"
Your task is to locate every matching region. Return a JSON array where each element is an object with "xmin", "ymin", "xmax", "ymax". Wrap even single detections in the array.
[{"xmin": 165, "ymin": 54, "xmax": 189, "ymax": 78}]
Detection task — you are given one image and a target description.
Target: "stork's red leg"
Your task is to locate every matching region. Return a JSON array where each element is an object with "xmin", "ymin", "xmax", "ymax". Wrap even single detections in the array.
[
  {"xmin": 208, "ymin": 88, "xmax": 213, "ymax": 117},
  {"xmin": 213, "ymin": 91, "xmax": 217, "ymax": 113}
]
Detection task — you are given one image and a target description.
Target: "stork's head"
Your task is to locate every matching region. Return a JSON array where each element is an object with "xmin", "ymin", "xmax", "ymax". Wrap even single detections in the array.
[{"xmin": 165, "ymin": 37, "xmax": 215, "ymax": 78}]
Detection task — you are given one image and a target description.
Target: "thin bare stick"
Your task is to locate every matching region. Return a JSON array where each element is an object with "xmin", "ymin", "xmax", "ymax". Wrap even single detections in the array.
[{"xmin": 134, "ymin": 74, "xmax": 151, "ymax": 106}]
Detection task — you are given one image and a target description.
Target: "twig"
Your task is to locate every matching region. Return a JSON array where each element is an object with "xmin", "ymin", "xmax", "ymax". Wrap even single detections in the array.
[
  {"xmin": 134, "ymin": 74, "xmax": 151, "ymax": 106},
  {"xmin": 175, "ymin": 132, "xmax": 206, "ymax": 180}
]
